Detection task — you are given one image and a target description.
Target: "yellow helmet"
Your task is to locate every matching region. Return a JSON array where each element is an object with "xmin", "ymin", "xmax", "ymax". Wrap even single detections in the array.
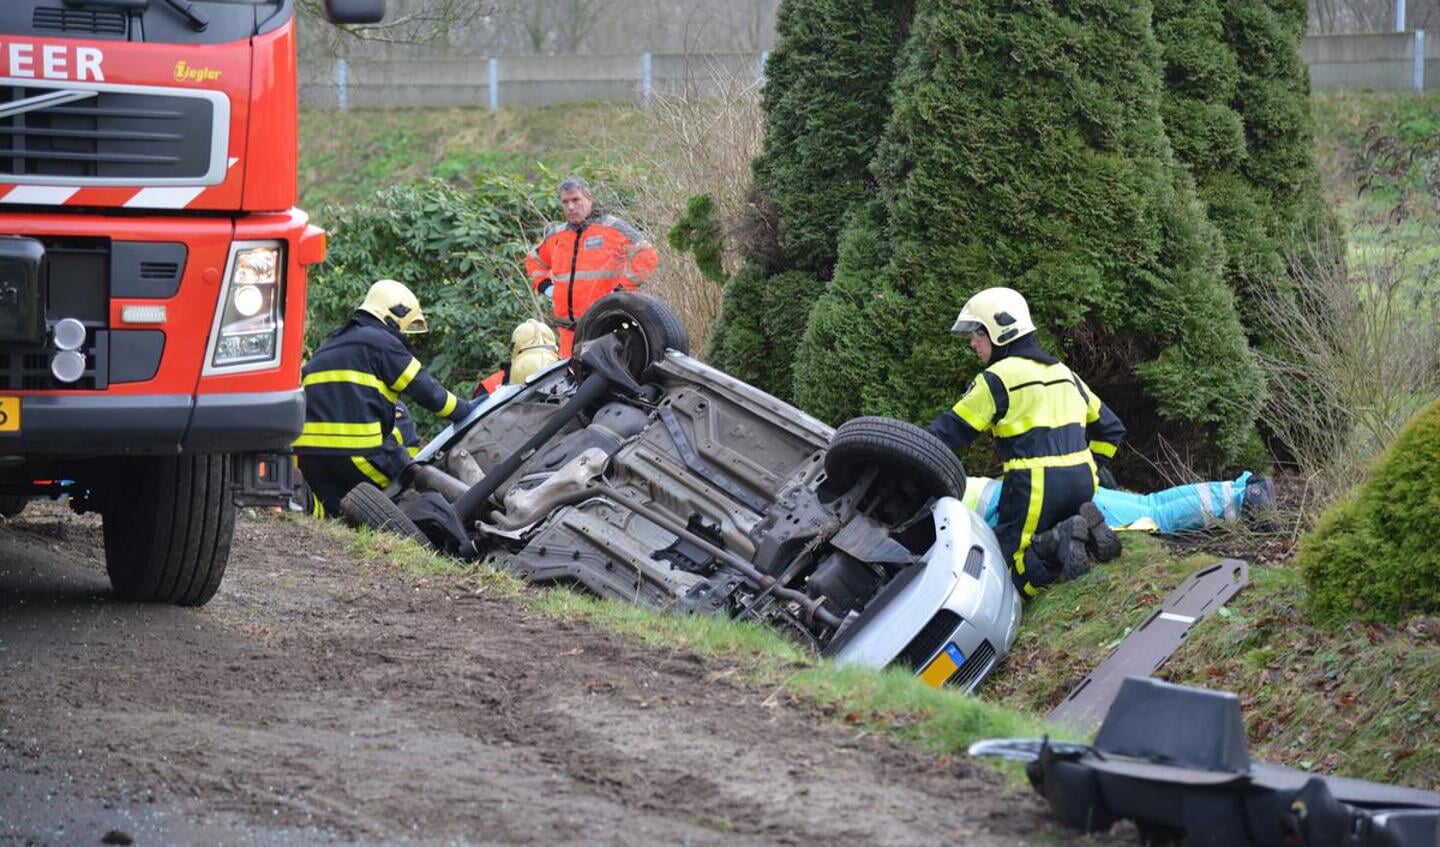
[
  {"xmin": 508, "ymin": 319, "xmax": 561, "ymax": 385},
  {"xmin": 951, "ymin": 286, "xmax": 1035, "ymax": 346},
  {"xmin": 359, "ymin": 279, "xmax": 428, "ymax": 334}
]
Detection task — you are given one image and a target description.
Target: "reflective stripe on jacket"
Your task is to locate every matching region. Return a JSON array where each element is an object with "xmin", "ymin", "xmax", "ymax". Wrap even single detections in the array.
[
  {"xmin": 926, "ymin": 343, "xmax": 1125, "ymax": 470},
  {"xmin": 295, "ymin": 313, "xmax": 466, "ymax": 460},
  {"xmin": 525, "ymin": 212, "xmax": 660, "ymax": 325}
]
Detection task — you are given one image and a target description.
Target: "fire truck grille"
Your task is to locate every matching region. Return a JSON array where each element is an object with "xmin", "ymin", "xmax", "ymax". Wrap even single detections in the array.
[
  {"xmin": 0, "ymin": 86, "xmax": 215, "ymax": 182},
  {"xmin": 32, "ymin": 8, "xmax": 129, "ymax": 37}
]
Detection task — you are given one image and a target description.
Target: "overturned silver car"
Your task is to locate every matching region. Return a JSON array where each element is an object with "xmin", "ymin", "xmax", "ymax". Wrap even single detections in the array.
[{"xmin": 345, "ymin": 294, "xmax": 1022, "ymax": 691}]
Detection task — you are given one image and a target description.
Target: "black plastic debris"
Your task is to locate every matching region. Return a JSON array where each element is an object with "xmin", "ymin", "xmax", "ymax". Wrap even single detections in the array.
[{"xmin": 971, "ymin": 677, "xmax": 1440, "ymax": 847}]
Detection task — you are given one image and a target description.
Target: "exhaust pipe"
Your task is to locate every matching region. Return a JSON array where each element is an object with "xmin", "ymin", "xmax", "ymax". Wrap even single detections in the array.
[{"xmin": 453, "ymin": 336, "xmax": 640, "ymax": 525}]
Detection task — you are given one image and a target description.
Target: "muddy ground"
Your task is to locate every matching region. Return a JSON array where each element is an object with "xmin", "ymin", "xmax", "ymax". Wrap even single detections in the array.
[{"xmin": 0, "ymin": 505, "xmax": 1130, "ymax": 846}]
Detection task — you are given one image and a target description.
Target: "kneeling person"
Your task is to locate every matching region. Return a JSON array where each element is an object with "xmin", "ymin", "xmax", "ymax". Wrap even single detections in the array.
[
  {"xmin": 295, "ymin": 279, "xmax": 472, "ymax": 517},
  {"xmin": 925, "ymin": 287, "xmax": 1125, "ymax": 598}
]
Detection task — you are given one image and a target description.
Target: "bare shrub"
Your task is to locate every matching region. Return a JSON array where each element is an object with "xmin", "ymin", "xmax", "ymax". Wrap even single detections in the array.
[
  {"xmin": 602, "ymin": 58, "xmax": 765, "ymax": 351},
  {"xmin": 1258, "ymin": 229, "xmax": 1440, "ymax": 507}
]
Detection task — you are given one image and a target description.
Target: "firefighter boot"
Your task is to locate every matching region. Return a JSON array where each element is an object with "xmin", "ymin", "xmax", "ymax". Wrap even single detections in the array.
[
  {"xmin": 1025, "ymin": 516, "xmax": 1092, "ymax": 585},
  {"xmin": 1078, "ymin": 501, "xmax": 1122, "ymax": 563}
]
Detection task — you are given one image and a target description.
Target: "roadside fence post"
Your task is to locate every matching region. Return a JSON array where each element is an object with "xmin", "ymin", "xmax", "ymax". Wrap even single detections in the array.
[
  {"xmin": 641, "ymin": 52, "xmax": 653, "ymax": 107},
  {"xmin": 336, "ymin": 57, "xmax": 349, "ymax": 112},
  {"xmin": 1415, "ymin": 29, "xmax": 1427, "ymax": 92},
  {"xmin": 488, "ymin": 57, "xmax": 500, "ymax": 112},
  {"xmin": 1397, "ymin": 0, "xmax": 1407, "ymax": 31}
]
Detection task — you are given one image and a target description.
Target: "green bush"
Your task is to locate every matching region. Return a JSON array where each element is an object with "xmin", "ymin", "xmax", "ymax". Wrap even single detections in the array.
[
  {"xmin": 1154, "ymin": 0, "xmax": 1288, "ymax": 335},
  {"xmin": 307, "ymin": 175, "xmax": 561, "ymax": 427},
  {"xmin": 1299, "ymin": 398, "xmax": 1440, "ymax": 624},
  {"xmin": 668, "ymin": 194, "xmax": 728, "ymax": 284},
  {"xmin": 793, "ymin": 0, "xmax": 1264, "ymax": 467}
]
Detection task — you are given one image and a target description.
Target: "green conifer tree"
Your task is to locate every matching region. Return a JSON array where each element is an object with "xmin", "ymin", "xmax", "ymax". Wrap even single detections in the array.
[
  {"xmin": 793, "ymin": 0, "xmax": 1264, "ymax": 467},
  {"xmin": 704, "ymin": 0, "xmax": 908, "ymax": 394}
]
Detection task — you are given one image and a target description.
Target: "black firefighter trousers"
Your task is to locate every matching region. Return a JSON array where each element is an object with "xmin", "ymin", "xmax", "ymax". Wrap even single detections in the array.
[{"xmin": 992, "ymin": 460, "xmax": 1097, "ymax": 599}]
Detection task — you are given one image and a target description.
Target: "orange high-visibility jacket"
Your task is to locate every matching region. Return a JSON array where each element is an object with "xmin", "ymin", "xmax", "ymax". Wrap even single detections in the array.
[{"xmin": 525, "ymin": 213, "xmax": 660, "ymax": 325}]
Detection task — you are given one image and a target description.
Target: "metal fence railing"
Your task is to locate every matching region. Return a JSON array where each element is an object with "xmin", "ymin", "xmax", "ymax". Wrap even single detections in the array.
[
  {"xmin": 300, "ymin": 51, "xmax": 770, "ymax": 111},
  {"xmin": 298, "ymin": 35, "xmax": 1437, "ymax": 111}
]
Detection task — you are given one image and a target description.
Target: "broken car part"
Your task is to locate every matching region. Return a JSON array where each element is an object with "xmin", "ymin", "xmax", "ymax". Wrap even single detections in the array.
[
  {"xmin": 972, "ymin": 677, "xmax": 1440, "ymax": 847},
  {"xmin": 1050, "ymin": 558, "xmax": 1249, "ymax": 730}
]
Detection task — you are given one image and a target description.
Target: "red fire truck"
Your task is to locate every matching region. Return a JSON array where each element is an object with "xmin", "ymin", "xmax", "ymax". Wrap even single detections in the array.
[{"xmin": 0, "ymin": 0, "xmax": 381, "ymax": 605}]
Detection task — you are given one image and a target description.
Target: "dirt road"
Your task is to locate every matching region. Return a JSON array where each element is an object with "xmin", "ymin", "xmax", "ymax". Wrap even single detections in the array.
[{"xmin": 0, "ymin": 505, "xmax": 1120, "ymax": 846}]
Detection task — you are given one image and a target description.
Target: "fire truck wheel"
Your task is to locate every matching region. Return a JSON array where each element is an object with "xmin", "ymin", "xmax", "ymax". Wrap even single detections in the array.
[
  {"xmin": 339, "ymin": 483, "xmax": 432, "ymax": 548},
  {"xmin": 103, "ymin": 454, "xmax": 237, "ymax": 607}
]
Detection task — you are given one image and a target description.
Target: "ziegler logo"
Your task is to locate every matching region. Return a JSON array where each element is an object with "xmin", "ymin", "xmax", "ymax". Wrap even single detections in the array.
[{"xmin": 174, "ymin": 61, "xmax": 221, "ymax": 83}]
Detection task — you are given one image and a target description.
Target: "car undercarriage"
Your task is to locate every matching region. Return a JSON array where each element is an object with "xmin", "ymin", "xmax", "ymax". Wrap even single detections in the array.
[{"xmin": 344, "ymin": 294, "xmax": 1022, "ymax": 691}]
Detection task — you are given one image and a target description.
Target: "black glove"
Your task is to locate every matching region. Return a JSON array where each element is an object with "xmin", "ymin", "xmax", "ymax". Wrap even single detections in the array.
[
  {"xmin": 448, "ymin": 397, "xmax": 474, "ymax": 422},
  {"xmin": 1096, "ymin": 462, "xmax": 1118, "ymax": 491}
]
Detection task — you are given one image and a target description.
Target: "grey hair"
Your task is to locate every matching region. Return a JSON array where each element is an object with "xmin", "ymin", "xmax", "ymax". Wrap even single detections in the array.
[{"xmin": 558, "ymin": 176, "xmax": 592, "ymax": 197}]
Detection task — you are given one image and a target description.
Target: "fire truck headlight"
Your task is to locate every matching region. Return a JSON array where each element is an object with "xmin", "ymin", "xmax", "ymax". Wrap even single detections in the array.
[{"xmin": 209, "ymin": 243, "xmax": 284, "ymax": 370}]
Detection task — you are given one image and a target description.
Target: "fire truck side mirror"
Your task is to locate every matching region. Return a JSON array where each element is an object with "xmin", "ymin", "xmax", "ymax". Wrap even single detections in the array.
[{"xmin": 322, "ymin": 0, "xmax": 385, "ymax": 25}]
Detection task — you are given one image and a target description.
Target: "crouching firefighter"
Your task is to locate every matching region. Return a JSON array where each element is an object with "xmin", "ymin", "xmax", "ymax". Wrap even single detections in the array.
[
  {"xmin": 924, "ymin": 287, "xmax": 1126, "ymax": 599},
  {"xmin": 294, "ymin": 279, "xmax": 473, "ymax": 517}
]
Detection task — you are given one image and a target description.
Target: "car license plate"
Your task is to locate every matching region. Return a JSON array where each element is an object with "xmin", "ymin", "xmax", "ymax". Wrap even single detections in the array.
[
  {"xmin": 919, "ymin": 642, "xmax": 966, "ymax": 688},
  {"xmin": 0, "ymin": 396, "xmax": 18, "ymax": 433}
]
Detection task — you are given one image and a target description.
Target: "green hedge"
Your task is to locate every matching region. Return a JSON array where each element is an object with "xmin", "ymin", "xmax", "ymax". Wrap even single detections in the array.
[
  {"xmin": 1299, "ymin": 398, "xmax": 1440, "ymax": 624},
  {"xmin": 307, "ymin": 175, "xmax": 562, "ymax": 425},
  {"xmin": 1154, "ymin": 0, "xmax": 1288, "ymax": 340},
  {"xmin": 792, "ymin": 0, "xmax": 1264, "ymax": 467}
]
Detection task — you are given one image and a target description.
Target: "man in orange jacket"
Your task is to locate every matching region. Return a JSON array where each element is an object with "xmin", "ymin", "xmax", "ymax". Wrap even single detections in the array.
[{"xmin": 525, "ymin": 176, "xmax": 660, "ymax": 356}]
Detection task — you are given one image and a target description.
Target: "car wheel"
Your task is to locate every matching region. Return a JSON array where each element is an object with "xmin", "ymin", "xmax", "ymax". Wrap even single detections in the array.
[
  {"xmin": 340, "ymin": 483, "xmax": 432, "ymax": 548},
  {"xmin": 824, "ymin": 416, "xmax": 966, "ymax": 514},
  {"xmin": 0, "ymin": 495, "xmax": 27, "ymax": 518},
  {"xmin": 103, "ymin": 455, "xmax": 236, "ymax": 606},
  {"xmin": 573, "ymin": 292, "xmax": 689, "ymax": 381}
]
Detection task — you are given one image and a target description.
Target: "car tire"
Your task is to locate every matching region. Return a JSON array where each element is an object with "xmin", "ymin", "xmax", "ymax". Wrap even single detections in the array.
[
  {"xmin": 573, "ymin": 292, "xmax": 689, "ymax": 381},
  {"xmin": 0, "ymin": 495, "xmax": 27, "ymax": 518},
  {"xmin": 824, "ymin": 416, "xmax": 967, "ymax": 505},
  {"xmin": 103, "ymin": 454, "xmax": 236, "ymax": 607},
  {"xmin": 340, "ymin": 483, "xmax": 432, "ymax": 548}
]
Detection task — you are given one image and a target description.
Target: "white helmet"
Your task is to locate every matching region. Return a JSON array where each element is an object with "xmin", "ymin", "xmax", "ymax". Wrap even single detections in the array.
[
  {"xmin": 359, "ymin": 279, "xmax": 428, "ymax": 334},
  {"xmin": 951, "ymin": 287, "xmax": 1035, "ymax": 346}
]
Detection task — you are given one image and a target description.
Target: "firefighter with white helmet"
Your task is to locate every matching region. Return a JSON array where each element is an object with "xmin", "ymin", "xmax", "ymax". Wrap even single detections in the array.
[
  {"xmin": 293, "ymin": 279, "xmax": 474, "ymax": 517},
  {"xmin": 926, "ymin": 287, "xmax": 1127, "ymax": 597}
]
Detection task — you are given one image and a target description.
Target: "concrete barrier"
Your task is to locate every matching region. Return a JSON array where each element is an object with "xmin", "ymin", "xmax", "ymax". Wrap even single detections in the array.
[{"xmin": 1304, "ymin": 31, "xmax": 1437, "ymax": 91}]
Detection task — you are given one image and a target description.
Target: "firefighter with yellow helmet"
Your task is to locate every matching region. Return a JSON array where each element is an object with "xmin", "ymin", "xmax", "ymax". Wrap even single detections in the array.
[
  {"xmin": 294, "ymin": 279, "xmax": 473, "ymax": 517},
  {"xmin": 925, "ymin": 287, "xmax": 1126, "ymax": 598},
  {"xmin": 476, "ymin": 318, "xmax": 563, "ymax": 395}
]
